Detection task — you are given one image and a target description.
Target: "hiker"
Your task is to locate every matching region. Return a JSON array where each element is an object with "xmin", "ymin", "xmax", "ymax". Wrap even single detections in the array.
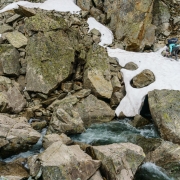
[{"xmin": 167, "ymin": 38, "xmax": 180, "ymax": 60}]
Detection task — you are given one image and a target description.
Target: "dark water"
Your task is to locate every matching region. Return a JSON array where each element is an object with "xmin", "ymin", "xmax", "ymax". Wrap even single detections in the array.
[{"xmin": 70, "ymin": 119, "xmax": 174, "ymax": 180}]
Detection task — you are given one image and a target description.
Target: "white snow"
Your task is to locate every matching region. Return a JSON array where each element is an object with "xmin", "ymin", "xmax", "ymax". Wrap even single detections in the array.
[
  {"xmin": 0, "ymin": 0, "xmax": 81, "ymax": 14},
  {"xmin": 1, "ymin": 0, "xmax": 180, "ymax": 117},
  {"xmin": 108, "ymin": 47, "xmax": 180, "ymax": 117},
  {"xmin": 87, "ymin": 17, "xmax": 113, "ymax": 46}
]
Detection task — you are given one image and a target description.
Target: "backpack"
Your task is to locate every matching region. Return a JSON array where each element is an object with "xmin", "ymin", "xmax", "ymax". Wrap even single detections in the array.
[{"xmin": 168, "ymin": 38, "xmax": 178, "ymax": 45}]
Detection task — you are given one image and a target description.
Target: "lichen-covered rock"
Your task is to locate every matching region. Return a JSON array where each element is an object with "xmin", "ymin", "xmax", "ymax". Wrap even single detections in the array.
[
  {"xmin": 5, "ymin": 31, "xmax": 27, "ymax": 48},
  {"xmin": 88, "ymin": 143, "xmax": 145, "ymax": 180},
  {"xmin": 0, "ymin": 115, "xmax": 41, "ymax": 158},
  {"xmin": 148, "ymin": 89, "xmax": 180, "ymax": 144},
  {"xmin": 146, "ymin": 141, "xmax": 180, "ymax": 179},
  {"xmin": 83, "ymin": 46, "xmax": 113, "ymax": 99},
  {"xmin": 132, "ymin": 69, "xmax": 155, "ymax": 88},
  {"xmin": 0, "ymin": 44, "xmax": 20, "ymax": 76},
  {"xmin": 25, "ymin": 30, "xmax": 75, "ymax": 94},
  {"xmin": 25, "ymin": 12, "xmax": 68, "ymax": 32},
  {"xmin": 130, "ymin": 114, "xmax": 150, "ymax": 128},
  {"xmin": 47, "ymin": 108, "xmax": 85, "ymax": 135},
  {"xmin": 38, "ymin": 141, "xmax": 101, "ymax": 180}
]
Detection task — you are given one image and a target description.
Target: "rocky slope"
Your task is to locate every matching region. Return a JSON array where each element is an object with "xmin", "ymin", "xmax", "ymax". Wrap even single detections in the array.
[{"xmin": 0, "ymin": 0, "xmax": 180, "ymax": 180}]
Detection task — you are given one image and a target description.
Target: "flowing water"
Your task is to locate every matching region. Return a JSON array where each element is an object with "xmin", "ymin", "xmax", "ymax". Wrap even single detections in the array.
[
  {"xmin": 70, "ymin": 119, "xmax": 175, "ymax": 180},
  {"xmin": 70, "ymin": 118, "xmax": 159, "ymax": 145},
  {"xmin": 1, "ymin": 128, "xmax": 47, "ymax": 163}
]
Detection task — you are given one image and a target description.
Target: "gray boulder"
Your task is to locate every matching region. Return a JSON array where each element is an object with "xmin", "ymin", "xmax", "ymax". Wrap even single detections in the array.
[
  {"xmin": 25, "ymin": 30, "xmax": 75, "ymax": 94},
  {"xmin": 36, "ymin": 141, "xmax": 101, "ymax": 180},
  {"xmin": 88, "ymin": 143, "xmax": 145, "ymax": 180},
  {"xmin": 0, "ymin": 115, "xmax": 41, "ymax": 158},
  {"xmin": 83, "ymin": 46, "xmax": 113, "ymax": 99},
  {"xmin": 148, "ymin": 89, "xmax": 180, "ymax": 144},
  {"xmin": 0, "ymin": 44, "xmax": 20, "ymax": 76},
  {"xmin": 132, "ymin": 69, "xmax": 155, "ymax": 88}
]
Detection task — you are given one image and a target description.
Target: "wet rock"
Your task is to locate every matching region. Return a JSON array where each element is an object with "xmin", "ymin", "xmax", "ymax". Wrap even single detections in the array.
[
  {"xmin": 132, "ymin": 69, "xmax": 155, "ymax": 88},
  {"xmin": 5, "ymin": 31, "xmax": 27, "ymax": 48},
  {"xmin": 130, "ymin": 114, "xmax": 151, "ymax": 128},
  {"xmin": 148, "ymin": 89, "xmax": 180, "ymax": 144},
  {"xmin": 0, "ymin": 44, "xmax": 20, "ymax": 76},
  {"xmin": 25, "ymin": 30, "xmax": 75, "ymax": 94},
  {"xmin": 38, "ymin": 141, "xmax": 101, "ymax": 180},
  {"xmin": 87, "ymin": 143, "xmax": 145, "ymax": 180},
  {"xmin": 0, "ymin": 115, "xmax": 41, "ymax": 158},
  {"xmin": 83, "ymin": 46, "xmax": 113, "ymax": 99},
  {"xmin": 146, "ymin": 141, "xmax": 180, "ymax": 179}
]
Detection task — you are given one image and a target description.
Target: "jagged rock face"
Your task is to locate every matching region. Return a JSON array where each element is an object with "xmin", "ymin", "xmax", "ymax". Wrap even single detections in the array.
[
  {"xmin": 146, "ymin": 141, "xmax": 180, "ymax": 179},
  {"xmin": 36, "ymin": 141, "xmax": 101, "ymax": 180},
  {"xmin": 25, "ymin": 30, "xmax": 75, "ymax": 94},
  {"xmin": 104, "ymin": 0, "xmax": 154, "ymax": 51},
  {"xmin": 0, "ymin": 45, "xmax": 20, "ymax": 76},
  {"xmin": 88, "ymin": 143, "xmax": 145, "ymax": 180},
  {"xmin": 0, "ymin": 115, "xmax": 41, "ymax": 158},
  {"xmin": 83, "ymin": 46, "xmax": 113, "ymax": 99},
  {"xmin": 148, "ymin": 89, "xmax": 180, "ymax": 144}
]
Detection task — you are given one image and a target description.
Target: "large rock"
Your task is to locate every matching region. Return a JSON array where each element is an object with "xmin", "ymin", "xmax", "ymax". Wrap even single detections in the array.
[
  {"xmin": 74, "ymin": 94, "xmax": 115, "ymax": 127},
  {"xmin": 0, "ymin": 44, "xmax": 20, "ymax": 76},
  {"xmin": 0, "ymin": 115, "xmax": 41, "ymax": 158},
  {"xmin": 47, "ymin": 108, "xmax": 85, "ymax": 135},
  {"xmin": 148, "ymin": 89, "xmax": 180, "ymax": 144},
  {"xmin": 0, "ymin": 161, "xmax": 29, "ymax": 180},
  {"xmin": 37, "ymin": 141, "xmax": 101, "ymax": 180},
  {"xmin": 132, "ymin": 69, "xmax": 155, "ymax": 88},
  {"xmin": 83, "ymin": 46, "xmax": 113, "ymax": 99},
  {"xmin": 0, "ymin": 76, "xmax": 26, "ymax": 113},
  {"xmin": 25, "ymin": 12, "xmax": 68, "ymax": 32},
  {"xmin": 48, "ymin": 93, "xmax": 115, "ymax": 127},
  {"xmin": 146, "ymin": 141, "xmax": 180, "ymax": 179},
  {"xmin": 5, "ymin": 31, "xmax": 28, "ymax": 48},
  {"xmin": 25, "ymin": 30, "xmax": 75, "ymax": 94},
  {"xmin": 104, "ymin": 0, "xmax": 154, "ymax": 51},
  {"xmin": 88, "ymin": 143, "xmax": 145, "ymax": 180}
]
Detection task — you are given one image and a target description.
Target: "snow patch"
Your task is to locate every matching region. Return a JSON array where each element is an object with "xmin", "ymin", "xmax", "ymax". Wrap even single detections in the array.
[
  {"xmin": 87, "ymin": 17, "xmax": 113, "ymax": 46},
  {"xmin": 0, "ymin": 0, "xmax": 81, "ymax": 14}
]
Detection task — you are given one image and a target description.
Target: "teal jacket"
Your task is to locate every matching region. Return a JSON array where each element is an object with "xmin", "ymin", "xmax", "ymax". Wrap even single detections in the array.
[{"xmin": 169, "ymin": 44, "xmax": 180, "ymax": 53}]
